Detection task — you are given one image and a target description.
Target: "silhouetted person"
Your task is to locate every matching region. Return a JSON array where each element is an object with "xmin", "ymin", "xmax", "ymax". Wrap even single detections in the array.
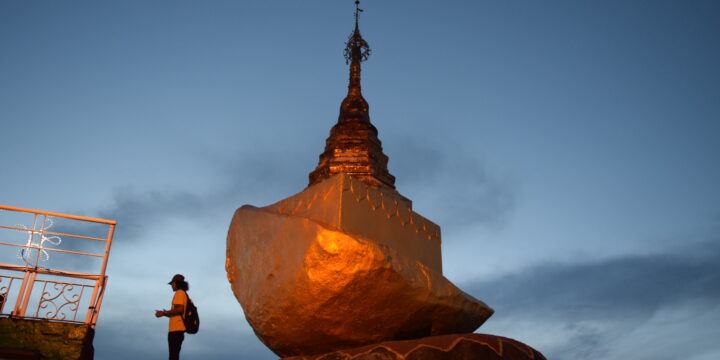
[{"xmin": 155, "ymin": 274, "xmax": 188, "ymax": 360}]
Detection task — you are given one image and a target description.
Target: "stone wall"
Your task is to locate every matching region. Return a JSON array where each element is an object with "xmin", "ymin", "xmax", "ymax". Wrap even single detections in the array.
[{"xmin": 0, "ymin": 318, "xmax": 94, "ymax": 360}]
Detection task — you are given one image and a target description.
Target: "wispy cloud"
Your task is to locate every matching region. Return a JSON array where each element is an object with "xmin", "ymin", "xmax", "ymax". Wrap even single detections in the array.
[
  {"xmin": 82, "ymin": 144, "xmax": 311, "ymax": 243},
  {"xmin": 80, "ymin": 138, "xmax": 514, "ymax": 243},
  {"xmin": 96, "ymin": 188, "xmax": 208, "ymax": 241},
  {"xmin": 465, "ymin": 240, "xmax": 720, "ymax": 359}
]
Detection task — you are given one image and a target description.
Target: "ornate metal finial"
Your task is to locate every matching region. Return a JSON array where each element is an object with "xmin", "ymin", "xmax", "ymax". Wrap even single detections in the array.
[
  {"xmin": 354, "ymin": 0, "xmax": 361, "ymax": 25},
  {"xmin": 344, "ymin": 0, "xmax": 370, "ymax": 64}
]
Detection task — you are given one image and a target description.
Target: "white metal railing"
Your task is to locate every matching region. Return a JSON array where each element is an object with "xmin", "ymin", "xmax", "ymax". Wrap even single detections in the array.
[{"xmin": 0, "ymin": 205, "xmax": 116, "ymax": 327}]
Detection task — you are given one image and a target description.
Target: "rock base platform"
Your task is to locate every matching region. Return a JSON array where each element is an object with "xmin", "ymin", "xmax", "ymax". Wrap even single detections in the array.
[{"xmin": 282, "ymin": 333, "xmax": 546, "ymax": 360}]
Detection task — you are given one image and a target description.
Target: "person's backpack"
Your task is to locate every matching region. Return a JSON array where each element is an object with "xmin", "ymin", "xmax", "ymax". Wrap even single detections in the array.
[{"xmin": 182, "ymin": 292, "xmax": 200, "ymax": 334}]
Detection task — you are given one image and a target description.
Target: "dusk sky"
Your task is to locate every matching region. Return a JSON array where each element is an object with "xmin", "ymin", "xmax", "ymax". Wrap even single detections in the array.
[{"xmin": 1, "ymin": 1, "xmax": 719, "ymax": 359}]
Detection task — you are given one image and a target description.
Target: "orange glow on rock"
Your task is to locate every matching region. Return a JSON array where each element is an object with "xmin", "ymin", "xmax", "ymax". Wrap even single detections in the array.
[{"xmin": 226, "ymin": 174, "xmax": 493, "ymax": 357}]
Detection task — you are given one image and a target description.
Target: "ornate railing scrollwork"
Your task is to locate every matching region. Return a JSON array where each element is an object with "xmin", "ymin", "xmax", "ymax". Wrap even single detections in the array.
[{"xmin": 37, "ymin": 281, "xmax": 86, "ymax": 321}]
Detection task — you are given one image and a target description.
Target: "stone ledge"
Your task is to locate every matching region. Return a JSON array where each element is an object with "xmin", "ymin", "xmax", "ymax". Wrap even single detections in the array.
[
  {"xmin": 282, "ymin": 333, "xmax": 547, "ymax": 360},
  {"xmin": 0, "ymin": 318, "xmax": 94, "ymax": 360}
]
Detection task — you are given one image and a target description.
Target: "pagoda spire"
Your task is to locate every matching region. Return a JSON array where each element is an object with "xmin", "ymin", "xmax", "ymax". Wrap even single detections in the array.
[{"xmin": 308, "ymin": 1, "xmax": 398, "ymax": 191}]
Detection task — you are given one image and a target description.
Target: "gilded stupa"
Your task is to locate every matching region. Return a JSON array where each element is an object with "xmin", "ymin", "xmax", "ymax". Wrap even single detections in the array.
[{"xmin": 226, "ymin": 2, "xmax": 493, "ymax": 357}]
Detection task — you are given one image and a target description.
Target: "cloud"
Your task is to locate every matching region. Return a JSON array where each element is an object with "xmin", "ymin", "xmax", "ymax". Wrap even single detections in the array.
[
  {"xmin": 96, "ymin": 188, "xmax": 208, "ymax": 242},
  {"xmin": 468, "ymin": 241, "xmax": 720, "ymax": 317},
  {"xmin": 79, "ymin": 135, "xmax": 515, "ymax": 245},
  {"xmin": 464, "ymin": 240, "xmax": 720, "ymax": 359},
  {"xmin": 80, "ymin": 143, "xmax": 311, "ymax": 244},
  {"xmin": 388, "ymin": 136, "xmax": 515, "ymax": 229}
]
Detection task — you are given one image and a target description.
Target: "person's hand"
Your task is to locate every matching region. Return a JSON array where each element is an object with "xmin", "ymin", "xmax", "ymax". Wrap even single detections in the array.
[{"xmin": 155, "ymin": 310, "xmax": 164, "ymax": 318}]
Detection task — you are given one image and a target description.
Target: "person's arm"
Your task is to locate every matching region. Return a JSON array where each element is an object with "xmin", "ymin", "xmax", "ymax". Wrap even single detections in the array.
[
  {"xmin": 155, "ymin": 291, "xmax": 185, "ymax": 318},
  {"xmin": 156, "ymin": 304, "xmax": 184, "ymax": 317}
]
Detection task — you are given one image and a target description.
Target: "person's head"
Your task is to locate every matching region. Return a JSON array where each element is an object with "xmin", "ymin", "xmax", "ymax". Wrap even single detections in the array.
[{"xmin": 168, "ymin": 274, "xmax": 189, "ymax": 291}]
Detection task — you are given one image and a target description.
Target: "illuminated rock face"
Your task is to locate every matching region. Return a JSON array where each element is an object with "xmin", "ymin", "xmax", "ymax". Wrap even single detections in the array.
[{"xmin": 226, "ymin": 174, "xmax": 493, "ymax": 357}]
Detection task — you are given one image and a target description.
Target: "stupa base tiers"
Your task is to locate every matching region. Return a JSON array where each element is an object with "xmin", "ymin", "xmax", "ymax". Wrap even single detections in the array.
[{"xmin": 281, "ymin": 334, "xmax": 546, "ymax": 360}]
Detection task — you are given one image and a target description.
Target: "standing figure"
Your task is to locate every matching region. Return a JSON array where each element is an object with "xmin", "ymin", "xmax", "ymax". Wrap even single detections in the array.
[{"xmin": 155, "ymin": 274, "xmax": 188, "ymax": 360}]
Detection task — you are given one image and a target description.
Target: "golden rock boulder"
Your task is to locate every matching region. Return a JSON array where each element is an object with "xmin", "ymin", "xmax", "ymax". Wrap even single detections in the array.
[{"xmin": 226, "ymin": 174, "xmax": 493, "ymax": 357}]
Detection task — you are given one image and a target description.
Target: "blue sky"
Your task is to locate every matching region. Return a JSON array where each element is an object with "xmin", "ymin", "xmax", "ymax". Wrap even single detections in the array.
[{"xmin": 1, "ymin": 1, "xmax": 719, "ymax": 359}]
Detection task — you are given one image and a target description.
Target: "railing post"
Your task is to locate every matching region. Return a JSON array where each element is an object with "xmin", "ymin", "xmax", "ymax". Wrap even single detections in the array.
[
  {"xmin": 17, "ymin": 271, "xmax": 37, "ymax": 317},
  {"xmin": 12, "ymin": 271, "xmax": 31, "ymax": 316},
  {"xmin": 98, "ymin": 224, "xmax": 115, "ymax": 283},
  {"xmin": 84, "ymin": 277, "xmax": 102, "ymax": 325},
  {"xmin": 89, "ymin": 276, "xmax": 108, "ymax": 326}
]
